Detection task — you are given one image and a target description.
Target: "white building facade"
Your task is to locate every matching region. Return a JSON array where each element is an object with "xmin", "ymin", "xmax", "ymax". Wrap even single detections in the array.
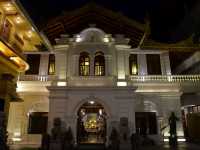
[{"xmin": 9, "ymin": 27, "xmax": 200, "ymax": 146}]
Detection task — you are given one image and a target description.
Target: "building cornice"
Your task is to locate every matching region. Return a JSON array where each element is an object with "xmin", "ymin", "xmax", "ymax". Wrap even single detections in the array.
[{"xmin": 47, "ymin": 86, "xmax": 137, "ymax": 92}]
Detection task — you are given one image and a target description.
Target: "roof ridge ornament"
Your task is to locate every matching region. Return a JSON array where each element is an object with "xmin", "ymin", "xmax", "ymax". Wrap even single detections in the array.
[{"xmin": 89, "ymin": 24, "xmax": 96, "ymax": 28}]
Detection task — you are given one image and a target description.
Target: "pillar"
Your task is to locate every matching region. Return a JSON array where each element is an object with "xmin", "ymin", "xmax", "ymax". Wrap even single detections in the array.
[
  {"xmin": 138, "ymin": 54, "xmax": 148, "ymax": 75},
  {"xmin": 90, "ymin": 54, "xmax": 94, "ymax": 76},
  {"xmin": 117, "ymin": 50, "xmax": 126, "ymax": 79},
  {"xmin": 160, "ymin": 52, "xmax": 171, "ymax": 75},
  {"xmin": 39, "ymin": 54, "xmax": 49, "ymax": 76},
  {"xmin": 125, "ymin": 53, "xmax": 130, "ymax": 76},
  {"xmin": 55, "ymin": 51, "xmax": 67, "ymax": 80},
  {"xmin": 71, "ymin": 55, "xmax": 79, "ymax": 76},
  {"xmin": 105, "ymin": 55, "xmax": 112, "ymax": 76},
  {"xmin": 64, "ymin": 115, "xmax": 78, "ymax": 145}
]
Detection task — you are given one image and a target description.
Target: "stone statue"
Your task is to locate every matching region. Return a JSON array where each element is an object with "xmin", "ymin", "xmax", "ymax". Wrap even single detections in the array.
[
  {"xmin": 48, "ymin": 117, "xmax": 75, "ymax": 150},
  {"xmin": 41, "ymin": 133, "xmax": 50, "ymax": 150},
  {"xmin": 130, "ymin": 132, "xmax": 141, "ymax": 150},
  {"xmin": 109, "ymin": 127, "xmax": 120, "ymax": 150},
  {"xmin": 50, "ymin": 118, "xmax": 65, "ymax": 150},
  {"xmin": 63, "ymin": 127, "xmax": 74, "ymax": 150},
  {"xmin": 168, "ymin": 112, "xmax": 179, "ymax": 146}
]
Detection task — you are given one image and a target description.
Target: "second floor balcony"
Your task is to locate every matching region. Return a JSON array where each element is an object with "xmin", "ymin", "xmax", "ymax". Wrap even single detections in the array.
[
  {"xmin": 129, "ymin": 75, "xmax": 200, "ymax": 83},
  {"xmin": 18, "ymin": 74, "xmax": 200, "ymax": 85}
]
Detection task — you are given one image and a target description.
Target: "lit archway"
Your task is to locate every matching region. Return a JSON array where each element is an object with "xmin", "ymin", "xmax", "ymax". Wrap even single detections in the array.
[{"xmin": 77, "ymin": 101, "xmax": 107, "ymax": 144}]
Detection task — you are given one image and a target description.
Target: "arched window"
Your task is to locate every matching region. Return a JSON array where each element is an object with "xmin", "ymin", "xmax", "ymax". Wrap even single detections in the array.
[
  {"xmin": 129, "ymin": 54, "xmax": 138, "ymax": 75},
  {"xmin": 79, "ymin": 52, "xmax": 90, "ymax": 76},
  {"xmin": 94, "ymin": 52, "xmax": 105, "ymax": 76}
]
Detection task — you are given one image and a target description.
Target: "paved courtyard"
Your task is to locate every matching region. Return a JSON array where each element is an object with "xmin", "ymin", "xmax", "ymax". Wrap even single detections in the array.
[
  {"xmin": 9, "ymin": 142, "xmax": 200, "ymax": 150},
  {"xmin": 72, "ymin": 143, "xmax": 200, "ymax": 150},
  {"xmin": 138, "ymin": 143, "xmax": 200, "ymax": 150}
]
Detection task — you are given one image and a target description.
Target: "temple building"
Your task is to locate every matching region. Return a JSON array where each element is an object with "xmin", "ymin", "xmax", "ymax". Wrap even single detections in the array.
[
  {"xmin": 0, "ymin": 0, "xmax": 49, "ymax": 131},
  {"xmin": 2, "ymin": 1, "xmax": 200, "ymax": 147}
]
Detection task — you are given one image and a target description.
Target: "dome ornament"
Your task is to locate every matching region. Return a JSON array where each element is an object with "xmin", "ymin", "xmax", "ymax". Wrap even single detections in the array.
[{"xmin": 89, "ymin": 24, "xmax": 96, "ymax": 28}]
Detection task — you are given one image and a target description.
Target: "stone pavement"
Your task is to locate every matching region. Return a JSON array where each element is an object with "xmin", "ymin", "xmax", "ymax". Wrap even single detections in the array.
[
  {"xmin": 138, "ymin": 143, "xmax": 200, "ymax": 150},
  {"xmin": 73, "ymin": 143, "xmax": 200, "ymax": 150},
  {"xmin": 9, "ymin": 142, "xmax": 200, "ymax": 150}
]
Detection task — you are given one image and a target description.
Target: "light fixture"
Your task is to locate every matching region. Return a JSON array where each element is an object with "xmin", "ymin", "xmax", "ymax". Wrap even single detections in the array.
[
  {"xmin": 14, "ymin": 132, "xmax": 21, "ymax": 137},
  {"xmin": 12, "ymin": 131, "xmax": 22, "ymax": 142},
  {"xmin": 117, "ymin": 81, "xmax": 127, "ymax": 87},
  {"xmin": 57, "ymin": 81, "xmax": 67, "ymax": 86},
  {"xmin": 99, "ymin": 109, "xmax": 102, "ymax": 115},
  {"xmin": 178, "ymin": 138, "xmax": 186, "ymax": 142},
  {"xmin": 12, "ymin": 137, "xmax": 22, "ymax": 142},
  {"xmin": 15, "ymin": 16, "xmax": 22, "ymax": 24},
  {"xmin": 167, "ymin": 76, "xmax": 172, "ymax": 82},
  {"xmin": 89, "ymin": 101, "xmax": 95, "ymax": 104},
  {"xmin": 132, "ymin": 65, "xmax": 137, "ymax": 75},
  {"xmin": 6, "ymin": 3, "xmax": 12, "ymax": 7},
  {"xmin": 10, "ymin": 56, "xmax": 17, "ymax": 60},
  {"xmin": 103, "ymin": 37, "xmax": 109, "ymax": 43},
  {"xmin": 163, "ymin": 138, "xmax": 186, "ymax": 142},
  {"xmin": 85, "ymin": 62, "xmax": 89, "ymax": 65},
  {"xmin": 81, "ymin": 109, "xmax": 85, "ymax": 115},
  {"xmin": 27, "ymin": 30, "xmax": 33, "ymax": 38},
  {"xmin": 5, "ymin": 3, "xmax": 12, "ymax": 11},
  {"xmin": 163, "ymin": 138, "xmax": 169, "ymax": 142},
  {"xmin": 76, "ymin": 35, "xmax": 82, "ymax": 42}
]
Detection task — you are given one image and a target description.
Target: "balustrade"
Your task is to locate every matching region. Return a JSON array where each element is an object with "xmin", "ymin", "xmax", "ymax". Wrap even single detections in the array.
[
  {"xmin": 18, "ymin": 75, "xmax": 57, "ymax": 81},
  {"xmin": 130, "ymin": 75, "xmax": 200, "ymax": 83},
  {"xmin": 18, "ymin": 74, "xmax": 200, "ymax": 84}
]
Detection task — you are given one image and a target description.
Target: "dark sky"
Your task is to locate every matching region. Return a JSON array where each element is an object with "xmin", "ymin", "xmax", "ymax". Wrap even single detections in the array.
[
  {"xmin": 20, "ymin": 0, "xmax": 157, "ymax": 23},
  {"xmin": 19, "ymin": 0, "xmax": 199, "ymax": 43}
]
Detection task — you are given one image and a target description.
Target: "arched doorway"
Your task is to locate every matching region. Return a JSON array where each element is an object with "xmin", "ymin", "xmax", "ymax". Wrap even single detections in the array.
[{"xmin": 77, "ymin": 101, "xmax": 107, "ymax": 144}]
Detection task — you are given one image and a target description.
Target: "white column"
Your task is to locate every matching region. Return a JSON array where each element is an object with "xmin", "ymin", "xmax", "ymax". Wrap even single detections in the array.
[
  {"xmin": 7, "ymin": 102, "xmax": 24, "ymax": 141},
  {"xmin": 71, "ymin": 55, "xmax": 79, "ymax": 76},
  {"xmin": 160, "ymin": 52, "xmax": 171, "ymax": 75},
  {"xmin": 117, "ymin": 50, "xmax": 126, "ymax": 79},
  {"xmin": 105, "ymin": 55, "xmax": 112, "ymax": 76},
  {"xmin": 39, "ymin": 54, "xmax": 49, "ymax": 76},
  {"xmin": 138, "ymin": 54, "xmax": 147, "ymax": 75},
  {"xmin": 55, "ymin": 52, "xmax": 67, "ymax": 80},
  {"xmin": 125, "ymin": 53, "xmax": 129, "ymax": 76},
  {"xmin": 90, "ymin": 54, "xmax": 94, "ymax": 76}
]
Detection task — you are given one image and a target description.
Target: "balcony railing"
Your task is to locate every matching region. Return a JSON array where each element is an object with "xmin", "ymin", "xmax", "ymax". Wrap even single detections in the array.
[
  {"xmin": 18, "ymin": 75, "xmax": 57, "ymax": 82},
  {"xmin": 68, "ymin": 76, "xmax": 114, "ymax": 86},
  {"xmin": 130, "ymin": 75, "xmax": 200, "ymax": 83},
  {"xmin": 18, "ymin": 74, "xmax": 200, "ymax": 84}
]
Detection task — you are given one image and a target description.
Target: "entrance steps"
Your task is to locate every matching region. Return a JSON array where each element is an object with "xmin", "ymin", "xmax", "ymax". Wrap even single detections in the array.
[{"xmin": 77, "ymin": 143, "xmax": 106, "ymax": 150}]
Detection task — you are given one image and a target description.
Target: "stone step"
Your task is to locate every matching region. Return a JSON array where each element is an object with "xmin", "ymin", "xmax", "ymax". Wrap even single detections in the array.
[{"xmin": 77, "ymin": 144, "xmax": 106, "ymax": 150}]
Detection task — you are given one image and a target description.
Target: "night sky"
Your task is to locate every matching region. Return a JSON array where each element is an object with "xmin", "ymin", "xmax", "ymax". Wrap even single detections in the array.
[{"xmin": 19, "ymin": 0, "xmax": 199, "ymax": 43}]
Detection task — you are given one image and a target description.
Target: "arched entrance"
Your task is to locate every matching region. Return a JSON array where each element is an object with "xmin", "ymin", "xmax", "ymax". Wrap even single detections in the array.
[{"xmin": 77, "ymin": 101, "xmax": 107, "ymax": 144}]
